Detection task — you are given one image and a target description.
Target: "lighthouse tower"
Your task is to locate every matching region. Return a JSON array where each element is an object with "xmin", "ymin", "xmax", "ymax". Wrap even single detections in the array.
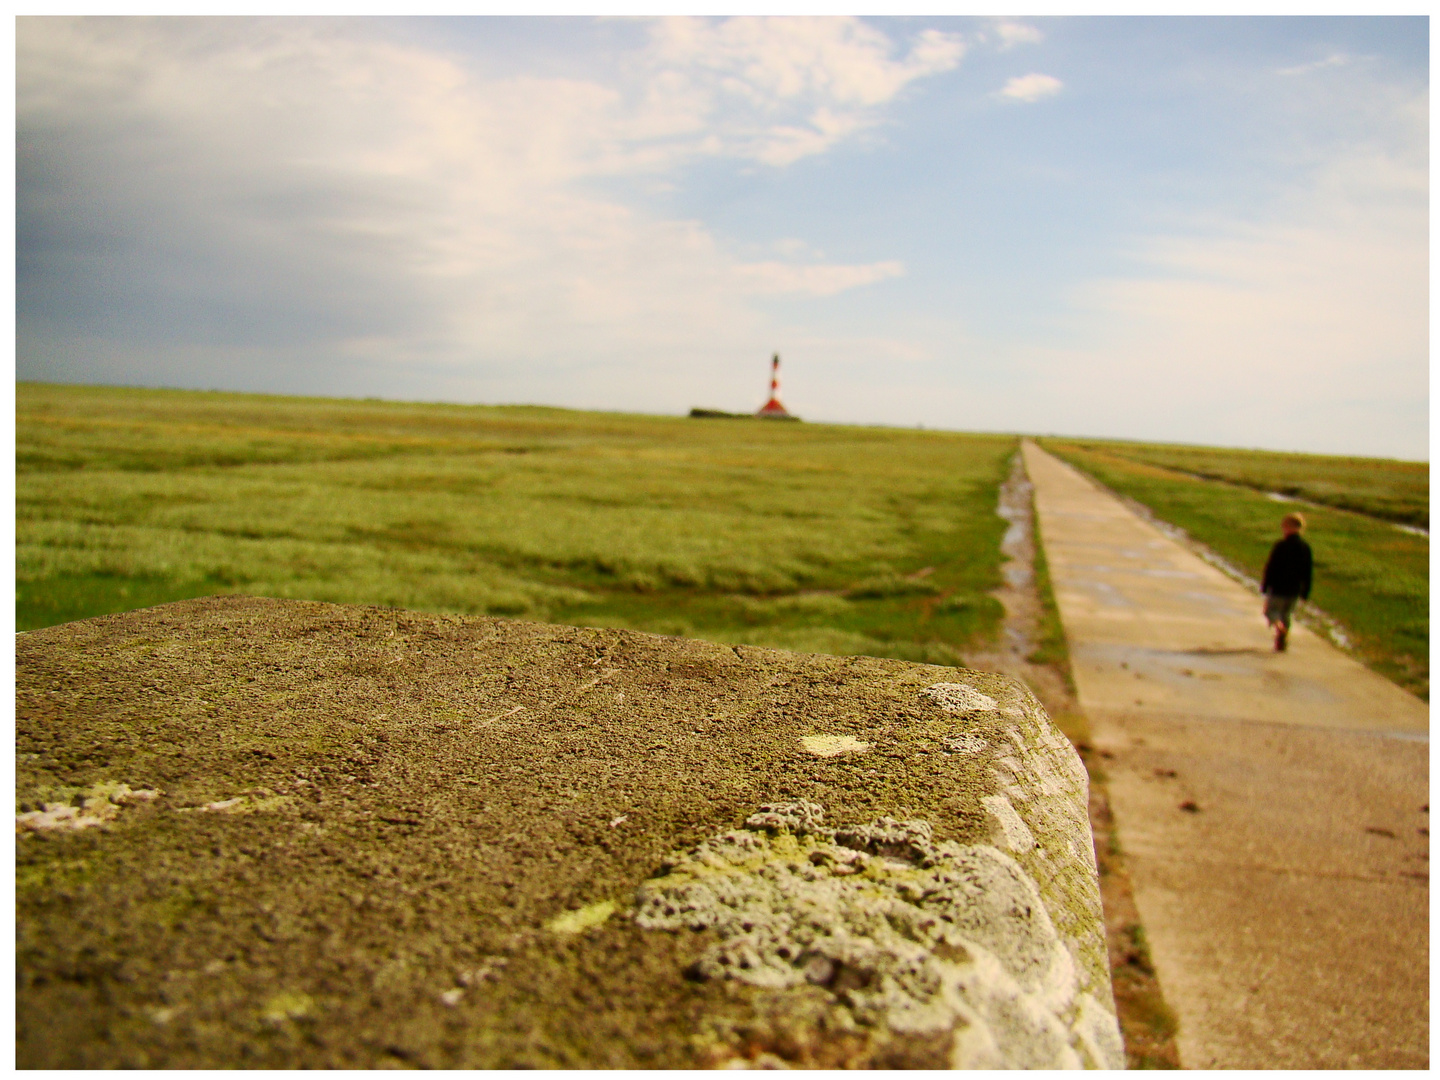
[{"xmin": 755, "ymin": 353, "xmax": 793, "ymax": 419}]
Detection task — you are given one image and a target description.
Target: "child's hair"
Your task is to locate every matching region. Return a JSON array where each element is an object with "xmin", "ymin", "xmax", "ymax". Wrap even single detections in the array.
[{"xmin": 1281, "ymin": 512, "xmax": 1305, "ymax": 531}]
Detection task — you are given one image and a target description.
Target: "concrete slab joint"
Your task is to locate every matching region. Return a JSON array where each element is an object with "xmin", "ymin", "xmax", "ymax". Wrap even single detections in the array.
[{"xmin": 16, "ymin": 596, "xmax": 1123, "ymax": 1069}]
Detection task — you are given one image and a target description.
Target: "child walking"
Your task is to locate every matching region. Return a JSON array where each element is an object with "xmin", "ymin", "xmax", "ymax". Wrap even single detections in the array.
[{"xmin": 1261, "ymin": 512, "xmax": 1312, "ymax": 652}]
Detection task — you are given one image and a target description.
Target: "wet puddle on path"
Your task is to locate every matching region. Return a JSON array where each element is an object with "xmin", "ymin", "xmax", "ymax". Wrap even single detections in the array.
[{"xmin": 964, "ymin": 451, "xmax": 1073, "ymax": 714}]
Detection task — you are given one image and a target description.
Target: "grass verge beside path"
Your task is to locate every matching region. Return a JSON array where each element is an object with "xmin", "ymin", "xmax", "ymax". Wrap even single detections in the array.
[
  {"xmin": 1027, "ymin": 498, "xmax": 1073, "ymax": 686},
  {"xmin": 1041, "ymin": 440, "xmax": 1428, "ymax": 701},
  {"xmin": 18, "ymin": 382, "xmax": 1014, "ymax": 666},
  {"xmin": 1052, "ymin": 437, "xmax": 1428, "ymax": 529}
]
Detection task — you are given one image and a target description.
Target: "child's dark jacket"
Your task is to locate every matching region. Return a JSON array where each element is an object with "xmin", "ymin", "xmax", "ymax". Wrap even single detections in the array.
[{"xmin": 1262, "ymin": 534, "xmax": 1312, "ymax": 599}]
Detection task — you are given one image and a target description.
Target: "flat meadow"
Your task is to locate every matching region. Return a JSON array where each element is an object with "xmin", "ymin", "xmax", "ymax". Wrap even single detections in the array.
[
  {"xmin": 1042, "ymin": 438, "xmax": 1429, "ymax": 700},
  {"xmin": 17, "ymin": 383, "xmax": 1017, "ymax": 667},
  {"xmin": 1054, "ymin": 438, "xmax": 1428, "ymax": 528}
]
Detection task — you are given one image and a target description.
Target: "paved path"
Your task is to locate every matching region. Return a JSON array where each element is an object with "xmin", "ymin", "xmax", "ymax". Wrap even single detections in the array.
[{"xmin": 1023, "ymin": 440, "xmax": 1429, "ymax": 1069}]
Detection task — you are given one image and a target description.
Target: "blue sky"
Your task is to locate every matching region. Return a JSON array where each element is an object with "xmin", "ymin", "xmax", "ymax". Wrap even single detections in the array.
[{"xmin": 16, "ymin": 16, "xmax": 1429, "ymax": 458}]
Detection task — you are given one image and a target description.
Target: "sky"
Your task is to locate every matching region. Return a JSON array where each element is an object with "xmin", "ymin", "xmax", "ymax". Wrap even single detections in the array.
[{"xmin": 15, "ymin": 16, "xmax": 1430, "ymax": 459}]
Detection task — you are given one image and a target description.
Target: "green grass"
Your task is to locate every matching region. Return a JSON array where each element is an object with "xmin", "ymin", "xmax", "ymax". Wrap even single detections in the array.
[
  {"xmin": 1041, "ymin": 440, "xmax": 1429, "ymax": 700},
  {"xmin": 18, "ymin": 382, "xmax": 1018, "ymax": 666},
  {"xmin": 1028, "ymin": 499, "xmax": 1072, "ymax": 682},
  {"xmin": 1052, "ymin": 436, "xmax": 1428, "ymax": 529}
]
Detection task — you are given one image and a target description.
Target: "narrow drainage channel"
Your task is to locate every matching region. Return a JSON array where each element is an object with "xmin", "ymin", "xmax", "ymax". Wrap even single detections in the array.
[
  {"xmin": 962, "ymin": 450, "xmax": 1069, "ymax": 707},
  {"xmin": 968, "ymin": 446, "xmax": 1183, "ymax": 1069}
]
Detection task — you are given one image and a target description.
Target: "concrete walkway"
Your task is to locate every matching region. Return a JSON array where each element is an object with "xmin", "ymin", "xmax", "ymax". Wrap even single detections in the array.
[{"xmin": 1023, "ymin": 441, "xmax": 1429, "ymax": 1069}]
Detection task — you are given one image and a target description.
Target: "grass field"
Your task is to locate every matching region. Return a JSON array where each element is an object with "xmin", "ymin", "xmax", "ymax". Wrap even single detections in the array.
[
  {"xmin": 1041, "ymin": 439, "xmax": 1429, "ymax": 700},
  {"xmin": 1051, "ymin": 437, "xmax": 1428, "ymax": 529},
  {"xmin": 17, "ymin": 383, "xmax": 1017, "ymax": 666}
]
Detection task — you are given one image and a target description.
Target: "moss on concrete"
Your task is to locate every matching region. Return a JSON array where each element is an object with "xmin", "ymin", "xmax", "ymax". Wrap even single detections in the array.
[{"xmin": 17, "ymin": 596, "xmax": 1119, "ymax": 1068}]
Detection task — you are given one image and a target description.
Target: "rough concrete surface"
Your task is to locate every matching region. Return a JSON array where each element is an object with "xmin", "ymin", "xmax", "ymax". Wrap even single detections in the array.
[
  {"xmin": 1024, "ymin": 440, "xmax": 1428, "ymax": 1069},
  {"xmin": 16, "ymin": 595, "xmax": 1122, "ymax": 1069}
]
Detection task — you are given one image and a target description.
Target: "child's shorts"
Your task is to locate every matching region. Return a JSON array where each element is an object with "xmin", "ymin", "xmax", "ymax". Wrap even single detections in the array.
[{"xmin": 1264, "ymin": 593, "xmax": 1299, "ymax": 628}]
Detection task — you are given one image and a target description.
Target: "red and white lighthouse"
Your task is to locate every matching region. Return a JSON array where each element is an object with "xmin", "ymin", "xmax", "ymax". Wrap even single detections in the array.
[{"xmin": 756, "ymin": 353, "xmax": 792, "ymax": 419}]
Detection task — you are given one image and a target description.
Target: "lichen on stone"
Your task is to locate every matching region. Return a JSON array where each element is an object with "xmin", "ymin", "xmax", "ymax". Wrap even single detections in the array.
[
  {"xmin": 944, "ymin": 734, "xmax": 988, "ymax": 755},
  {"xmin": 15, "ymin": 782, "xmax": 161, "ymax": 835},
  {"xmin": 799, "ymin": 735, "xmax": 870, "ymax": 758},
  {"xmin": 174, "ymin": 791, "xmax": 295, "ymax": 815},
  {"xmin": 547, "ymin": 900, "xmax": 617, "ymax": 935},
  {"xmin": 921, "ymin": 682, "xmax": 999, "ymax": 716},
  {"xmin": 633, "ymin": 801, "xmax": 1124, "ymax": 1068},
  {"xmin": 261, "ymin": 990, "xmax": 315, "ymax": 1024}
]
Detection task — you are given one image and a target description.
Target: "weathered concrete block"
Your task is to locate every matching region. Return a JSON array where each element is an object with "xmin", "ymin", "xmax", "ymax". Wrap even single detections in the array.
[{"xmin": 16, "ymin": 596, "xmax": 1122, "ymax": 1069}]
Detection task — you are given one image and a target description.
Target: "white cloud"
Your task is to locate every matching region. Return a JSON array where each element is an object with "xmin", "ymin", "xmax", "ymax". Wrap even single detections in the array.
[
  {"xmin": 771, "ymin": 237, "xmax": 816, "ymax": 258},
  {"xmin": 20, "ymin": 18, "xmax": 1423, "ymax": 456},
  {"xmin": 1012, "ymin": 146, "xmax": 1428, "ymax": 458},
  {"xmin": 736, "ymin": 260, "xmax": 904, "ymax": 296},
  {"xmin": 637, "ymin": 18, "xmax": 965, "ymax": 167},
  {"xmin": 646, "ymin": 18, "xmax": 962, "ymax": 109},
  {"xmin": 17, "ymin": 16, "xmax": 947, "ymax": 410},
  {"xmin": 1278, "ymin": 53, "xmax": 1356, "ymax": 77},
  {"xmin": 997, "ymin": 73, "xmax": 1063, "ymax": 103},
  {"xmin": 991, "ymin": 20, "xmax": 1042, "ymax": 50}
]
